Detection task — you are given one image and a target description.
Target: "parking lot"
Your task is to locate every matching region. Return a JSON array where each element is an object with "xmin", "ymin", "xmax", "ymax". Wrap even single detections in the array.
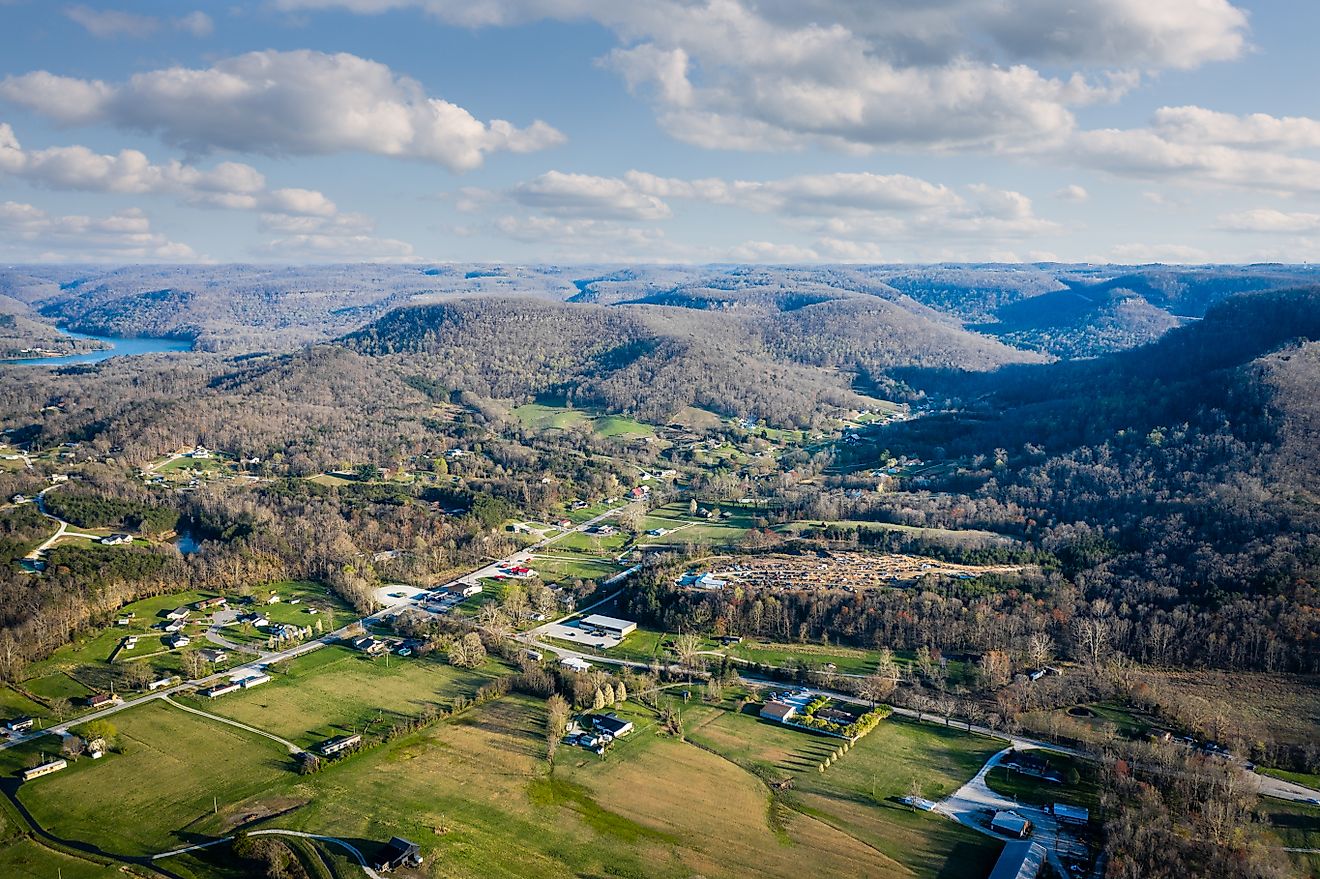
[{"xmin": 534, "ymin": 620, "xmax": 623, "ymax": 650}]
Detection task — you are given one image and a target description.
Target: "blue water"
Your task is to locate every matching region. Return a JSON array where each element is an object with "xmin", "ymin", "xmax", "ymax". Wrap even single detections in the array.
[
  {"xmin": 174, "ymin": 531, "xmax": 201, "ymax": 555},
  {"xmin": 7, "ymin": 329, "xmax": 192, "ymax": 366}
]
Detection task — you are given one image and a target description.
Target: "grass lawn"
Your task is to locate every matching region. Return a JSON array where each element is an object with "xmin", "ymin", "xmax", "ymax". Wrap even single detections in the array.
[
  {"xmin": 723, "ymin": 640, "xmax": 881, "ymax": 675},
  {"xmin": 16, "ymin": 700, "xmax": 291, "ymax": 857},
  {"xmin": 1261, "ymin": 798, "xmax": 1320, "ymax": 877},
  {"xmin": 23, "ymin": 672, "xmax": 92, "ymax": 703},
  {"xmin": 197, "ymin": 645, "xmax": 504, "ymax": 747},
  {"xmin": 553, "ymin": 530, "xmax": 631, "ymax": 554},
  {"xmin": 984, "ymin": 750, "xmax": 1101, "ymax": 812},
  {"xmin": 683, "ymin": 696, "xmax": 1002, "ymax": 878},
  {"xmin": 0, "ymin": 685, "xmax": 51, "ymax": 724},
  {"xmin": 530, "ymin": 555, "xmax": 622, "ymax": 583},
  {"xmin": 0, "ymin": 837, "xmax": 122, "ymax": 879}
]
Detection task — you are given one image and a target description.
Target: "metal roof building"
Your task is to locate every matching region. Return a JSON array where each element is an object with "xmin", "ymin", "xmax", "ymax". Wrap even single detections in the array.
[{"xmin": 987, "ymin": 840, "xmax": 1047, "ymax": 879}]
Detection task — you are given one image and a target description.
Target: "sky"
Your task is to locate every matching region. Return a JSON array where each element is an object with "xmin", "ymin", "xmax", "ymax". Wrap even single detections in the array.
[{"xmin": 1, "ymin": 0, "xmax": 1320, "ymax": 264}]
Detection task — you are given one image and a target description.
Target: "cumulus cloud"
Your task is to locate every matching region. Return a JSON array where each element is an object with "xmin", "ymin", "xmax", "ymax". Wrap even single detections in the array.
[
  {"xmin": 0, "ymin": 50, "xmax": 564, "ymax": 171},
  {"xmin": 1152, "ymin": 106, "xmax": 1320, "ymax": 150},
  {"xmin": 1055, "ymin": 184, "xmax": 1089, "ymax": 201},
  {"xmin": 0, "ymin": 123, "xmax": 414, "ymax": 261},
  {"xmin": 513, "ymin": 171, "xmax": 672, "ymax": 220},
  {"xmin": 0, "ymin": 201, "xmax": 197, "ymax": 261},
  {"xmin": 1069, "ymin": 126, "xmax": 1320, "ymax": 193},
  {"xmin": 0, "ymin": 123, "xmax": 328, "ymax": 214},
  {"xmin": 274, "ymin": 0, "xmax": 1246, "ymax": 153}
]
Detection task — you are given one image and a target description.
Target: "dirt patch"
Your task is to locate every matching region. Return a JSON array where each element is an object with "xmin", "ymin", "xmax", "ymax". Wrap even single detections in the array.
[{"xmin": 221, "ymin": 796, "xmax": 310, "ymax": 832}]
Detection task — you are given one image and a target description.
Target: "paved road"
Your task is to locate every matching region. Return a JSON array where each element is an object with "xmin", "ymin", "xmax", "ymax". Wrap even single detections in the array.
[
  {"xmin": 934, "ymin": 745, "xmax": 1083, "ymax": 876},
  {"xmin": 154, "ymin": 829, "xmax": 382, "ymax": 878}
]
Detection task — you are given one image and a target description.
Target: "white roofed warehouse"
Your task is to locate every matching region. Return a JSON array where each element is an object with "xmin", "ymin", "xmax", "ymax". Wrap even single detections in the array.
[{"xmin": 578, "ymin": 614, "xmax": 636, "ymax": 637}]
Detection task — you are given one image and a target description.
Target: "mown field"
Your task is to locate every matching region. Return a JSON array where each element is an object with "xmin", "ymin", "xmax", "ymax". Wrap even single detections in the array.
[
  {"xmin": 194, "ymin": 645, "xmax": 503, "ymax": 747},
  {"xmin": 513, "ymin": 403, "xmax": 654, "ymax": 438}
]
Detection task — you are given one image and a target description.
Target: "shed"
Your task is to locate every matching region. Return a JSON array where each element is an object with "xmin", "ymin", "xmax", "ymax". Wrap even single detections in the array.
[
  {"xmin": 990, "ymin": 810, "xmax": 1032, "ymax": 839},
  {"xmin": 1052, "ymin": 803, "xmax": 1089, "ymax": 825},
  {"xmin": 987, "ymin": 840, "xmax": 1047, "ymax": 879},
  {"xmin": 376, "ymin": 836, "xmax": 422, "ymax": 871}
]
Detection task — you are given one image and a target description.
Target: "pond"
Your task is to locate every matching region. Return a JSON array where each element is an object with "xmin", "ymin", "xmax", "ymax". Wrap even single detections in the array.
[{"xmin": 6, "ymin": 329, "xmax": 193, "ymax": 366}]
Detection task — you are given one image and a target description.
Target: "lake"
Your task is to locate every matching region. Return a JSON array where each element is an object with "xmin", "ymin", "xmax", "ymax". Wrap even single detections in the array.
[{"xmin": 6, "ymin": 329, "xmax": 192, "ymax": 366}]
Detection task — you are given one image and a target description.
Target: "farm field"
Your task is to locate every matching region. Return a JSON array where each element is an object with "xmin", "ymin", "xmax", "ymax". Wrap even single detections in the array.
[
  {"xmin": 196, "ymin": 645, "xmax": 503, "ymax": 747},
  {"xmin": 680, "ymin": 693, "xmax": 1003, "ymax": 878},
  {"xmin": 14, "ymin": 700, "xmax": 291, "ymax": 857}
]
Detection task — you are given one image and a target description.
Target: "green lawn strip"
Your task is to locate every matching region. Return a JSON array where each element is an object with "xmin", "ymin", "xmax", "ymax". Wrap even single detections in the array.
[{"xmin": 1257, "ymin": 767, "xmax": 1320, "ymax": 790}]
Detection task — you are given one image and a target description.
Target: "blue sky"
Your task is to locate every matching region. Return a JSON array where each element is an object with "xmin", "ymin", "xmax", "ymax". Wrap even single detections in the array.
[{"xmin": 1, "ymin": 0, "xmax": 1319, "ymax": 264}]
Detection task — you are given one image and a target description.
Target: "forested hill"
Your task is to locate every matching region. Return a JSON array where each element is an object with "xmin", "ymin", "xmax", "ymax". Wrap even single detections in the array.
[
  {"xmin": 868, "ymin": 287, "xmax": 1320, "ymax": 669},
  {"xmin": 341, "ymin": 294, "xmax": 1039, "ymax": 427}
]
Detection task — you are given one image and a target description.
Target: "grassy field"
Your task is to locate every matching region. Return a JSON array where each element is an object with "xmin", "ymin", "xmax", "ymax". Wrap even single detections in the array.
[
  {"xmin": 4, "ymin": 672, "xmax": 1004, "ymax": 879},
  {"xmin": 196, "ymin": 645, "xmax": 503, "ymax": 747},
  {"xmin": 1261, "ymin": 798, "xmax": 1320, "ymax": 877},
  {"xmin": 529, "ymin": 554, "xmax": 622, "ymax": 583},
  {"xmin": 513, "ymin": 403, "xmax": 654, "ymax": 438},
  {"xmin": 16, "ymin": 700, "xmax": 291, "ymax": 857},
  {"xmin": 681, "ymin": 693, "xmax": 1003, "ymax": 878}
]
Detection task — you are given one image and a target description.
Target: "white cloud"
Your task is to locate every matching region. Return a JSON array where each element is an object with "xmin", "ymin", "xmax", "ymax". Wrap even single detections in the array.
[
  {"xmin": 277, "ymin": 0, "xmax": 1247, "ymax": 153},
  {"xmin": 1217, "ymin": 209, "xmax": 1320, "ymax": 234},
  {"xmin": 0, "ymin": 50, "xmax": 565, "ymax": 171},
  {"xmin": 64, "ymin": 6, "xmax": 216, "ymax": 39},
  {"xmin": 64, "ymin": 5, "xmax": 159, "ymax": 38},
  {"xmin": 175, "ymin": 11, "xmax": 214, "ymax": 37},
  {"xmin": 513, "ymin": 171, "xmax": 672, "ymax": 220},
  {"xmin": 0, "ymin": 201, "xmax": 198, "ymax": 261},
  {"xmin": 1054, "ymin": 184, "xmax": 1089, "ymax": 202},
  {"xmin": 1068, "ymin": 127, "xmax": 1320, "ymax": 194},
  {"xmin": 0, "ymin": 123, "xmax": 332, "ymax": 214},
  {"xmin": 1152, "ymin": 106, "xmax": 1320, "ymax": 151}
]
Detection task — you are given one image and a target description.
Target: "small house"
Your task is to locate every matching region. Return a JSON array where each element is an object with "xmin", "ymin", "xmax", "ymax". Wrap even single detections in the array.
[
  {"xmin": 199, "ymin": 648, "xmax": 228, "ymax": 663},
  {"xmin": 100, "ymin": 533, "xmax": 133, "ymax": 546},
  {"xmin": 200, "ymin": 682, "xmax": 241, "ymax": 698},
  {"xmin": 148, "ymin": 677, "xmax": 175, "ymax": 691},
  {"xmin": 444, "ymin": 582, "xmax": 483, "ymax": 598},
  {"xmin": 21, "ymin": 758, "xmax": 67, "ymax": 781},
  {"xmin": 560, "ymin": 656, "xmax": 591, "ymax": 673},
  {"xmin": 318, "ymin": 733, "xmax": 362, "ymax": 757},
  {"xmin": 166, "ymin": 607, "xmax": 190, "ymax": 621},
  {"xmin": 4, "ymin": 716, "xmax": 35, "ymax": 732},
  {"xmin": 85, "ymin": 693, "xmax": 118, "ymax": 709},
  {"xmin": 193, "ymin": 597, "xmax": 227, "ymax": 611},
  {"xmin": 590, "ymin": 714, "xmax": 634, "ymax": 738},
  {"xmin": 165, "ymin": 633, "xmax": 190, "ymax": 649},
  {"xmin": 375, "ymin": 836, "xmax": 422, "ymax": 872},
  {"xmin": 760, "ymin": 701, "xmax": 797, "ymax": 723},
  {"xmin": 990, "ymin": 810, "xmax": 1032, "ymax": 839}
]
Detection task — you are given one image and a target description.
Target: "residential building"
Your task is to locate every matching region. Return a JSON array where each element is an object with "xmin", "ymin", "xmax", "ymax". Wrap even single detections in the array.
[
  {"xmin": 760, "ymin": 701, "xmax": 797, "ymax": 723},
  {"xmin": 318, "ymin": 733, "xmax": 362, "ymax": 756},
  {"xmin": 241, "ymin": 674, "xmax": 272, "ymax": 689},
  {"xmin": 21, "ymin": 759, "xmax": 67, "ymax": 781},
  {"xmin": 200, "ymin": 683, "xmax": 241, "ymax": 698},
  {"xmin": 560, "ymin": 656, "xmax": 591, "ymax": 673},
  {"xmin": 165, "ymin": 633, "xmax": 190, "ymax": 649},
  {"xmin": 5, "ymin": 716, "xmax": 35, "ymax": 732},
  {"xmin": 590, "ymin": 714, "xmax": 634, "ymax": 738},
  {"xmin": 375, "ymin": 837, "xmax": 423, "ymax": 872}
]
